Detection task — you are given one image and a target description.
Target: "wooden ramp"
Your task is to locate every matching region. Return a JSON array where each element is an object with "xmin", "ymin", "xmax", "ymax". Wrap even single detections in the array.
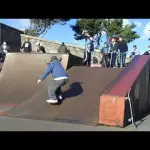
[{"xmin": 0, "ymin": 53, "xmax": 149, "ymax": 127}]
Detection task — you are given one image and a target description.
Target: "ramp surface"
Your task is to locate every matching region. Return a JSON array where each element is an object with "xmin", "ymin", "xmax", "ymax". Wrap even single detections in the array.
[{"xmin": 0, "ymin": 55, "xmax": 123, "ymax": 125}]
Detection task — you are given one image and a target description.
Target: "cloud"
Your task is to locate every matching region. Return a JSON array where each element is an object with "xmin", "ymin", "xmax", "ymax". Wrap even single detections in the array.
[
  {"xmin": 123, "ymin": 19, "xmax": 131, "ymax": 27},
  {"xmin": 123, "ymin": 19, "xmax": 142, "ymax": 28},
  {"xmin": 141, "ymin": 22, "xmax": 150, "ymax": 39}
]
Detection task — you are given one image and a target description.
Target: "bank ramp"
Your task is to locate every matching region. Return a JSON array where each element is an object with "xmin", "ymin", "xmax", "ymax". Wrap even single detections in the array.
[{"xmin": 0, "ymin": 54, "xmax": 150, "ymax": 127}]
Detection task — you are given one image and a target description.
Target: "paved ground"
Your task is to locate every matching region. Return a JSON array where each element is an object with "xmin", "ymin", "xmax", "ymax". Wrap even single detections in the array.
[{"xmin": 0, "ymin": 115, "xmax": 149, "ymax": 131}]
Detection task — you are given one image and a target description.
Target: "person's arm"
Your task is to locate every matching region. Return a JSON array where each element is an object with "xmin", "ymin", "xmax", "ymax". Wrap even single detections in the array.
[
  {"xmin": 37, "ymin": 64, "xmax": 53, "ymax": 84},
  {"xmin": 7, "ymin": 46, "xmax": 10, "ymax": 51},
  {"xmin": 125, "ymin": 42, "xmax": 128, "ymax": 52}
]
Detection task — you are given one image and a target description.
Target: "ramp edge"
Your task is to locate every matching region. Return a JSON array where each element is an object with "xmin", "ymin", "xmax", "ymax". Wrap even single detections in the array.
[{"xmin": 99, "ymin": 56, "xmax": 150, "ymax": 127}]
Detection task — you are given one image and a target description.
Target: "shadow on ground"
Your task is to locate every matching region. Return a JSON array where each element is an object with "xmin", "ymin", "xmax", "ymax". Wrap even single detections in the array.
[
  {"xmin": 56, "ymin": 82, "xmax": 83, "ymax": 105},
  {"xmin": 63, "ymin": 82, "xmax": 83, "ymax": 99}
]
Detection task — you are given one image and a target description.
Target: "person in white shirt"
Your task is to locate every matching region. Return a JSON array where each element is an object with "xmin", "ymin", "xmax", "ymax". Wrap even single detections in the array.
[
  {"xmin": 130, "ymin": 45, "xmax": 140, "ymax": 59},
  {"xmin": 20, "ymin": 38, "xmax": 32, "ymax": 52},
  {"xmin": 0, "ymin": 41, "xmax": 10, "ymax": 62},
  {"xmin": 133, "ymin": 45, "xmax": 140, "ymax": 55}
]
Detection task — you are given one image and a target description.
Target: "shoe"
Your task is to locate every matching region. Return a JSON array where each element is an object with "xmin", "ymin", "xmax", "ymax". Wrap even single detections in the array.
[
  {"xmin": 58, "ymin": 95, "xmax": 63, "ymax": 100},
  {"xmin": 46, "ymin": 99, "xmax": 58, "ymax": 104},
  {"xmin": 113, "ymin": 66, "xmax": 118, "ymax": 68}
]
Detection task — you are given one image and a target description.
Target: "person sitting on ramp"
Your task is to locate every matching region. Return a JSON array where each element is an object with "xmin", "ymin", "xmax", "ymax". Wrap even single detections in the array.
[{"xmin": 37, "ymin": 56, "xmax": 69, "ymax": 104}]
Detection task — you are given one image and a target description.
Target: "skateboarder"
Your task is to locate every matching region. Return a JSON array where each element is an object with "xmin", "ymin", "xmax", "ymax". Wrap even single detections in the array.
[{"xmin": 37, "ymin": 56, "xmax": 69, "ymax": 104}]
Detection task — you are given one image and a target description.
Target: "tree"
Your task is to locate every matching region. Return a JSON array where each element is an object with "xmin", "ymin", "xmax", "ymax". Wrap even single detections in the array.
[
  {"xmin": 25, "ymin": 19, "xmax": 70, "ymax": 37},
  {"xmin": 70, "ymin": 19, "xmax": 140, "ymax": 43}
]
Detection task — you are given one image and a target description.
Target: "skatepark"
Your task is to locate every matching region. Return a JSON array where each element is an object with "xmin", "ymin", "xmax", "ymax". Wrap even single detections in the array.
[{"xmin": 0, "ymin": 52, "xmax": 150, "ymax": 131}]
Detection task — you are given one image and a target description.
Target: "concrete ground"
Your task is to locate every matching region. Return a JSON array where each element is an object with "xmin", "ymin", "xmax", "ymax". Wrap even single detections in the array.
[{"xmin": 0, "ymin": 115, "xmax": 150, "ymax": 131}]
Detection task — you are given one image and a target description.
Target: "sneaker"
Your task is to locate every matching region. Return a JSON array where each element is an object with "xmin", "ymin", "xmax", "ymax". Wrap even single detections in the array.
[
  {"xmin": 46, "ymin": 99, "xmax": 58, "ymax": 104},
  {"xmin": 58, "ymin": 95, "xmax": 63, "ymax": 100},
  {"xmin": 113, "ymin": 66, "xmax": 118, "ymax": 68}
]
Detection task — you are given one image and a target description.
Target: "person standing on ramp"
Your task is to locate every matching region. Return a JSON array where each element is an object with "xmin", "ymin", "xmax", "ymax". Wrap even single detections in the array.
[
  {"xmin": 82, "ymin": 30, "xmax": 94, "ymax": 67},
  {"xmin": 37, "ymin": 56, "xmax": 69, "ymax": 104},
  {"xmin": 20, "ymin": 38, "xmax": 32, "ymax": 52}
]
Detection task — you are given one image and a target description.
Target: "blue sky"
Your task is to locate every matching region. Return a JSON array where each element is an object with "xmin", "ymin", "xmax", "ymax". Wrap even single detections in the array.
[{"xmin": 0, "ymin": 19, "xmax": 150, "ymax": 55}]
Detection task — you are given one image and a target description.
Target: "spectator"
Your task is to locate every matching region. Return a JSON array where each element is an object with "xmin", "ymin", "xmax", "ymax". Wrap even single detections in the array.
[
  {"xmin": 35, "ymin": 42, "xmax": 46, "ymax": 53},
  {"xmin": 20, "ymin": 38, "xmax": 32, "ymax": 52},
  {"xmin": 129, "ymin": 45, "xmax": 140, "ymax": 59},
  {"xmin": 0, "ymin": 41, "xmax": 10, "ymax": 62},
  {"xmin": 101, "ymin": 42, "xmax": 110, "ymax": 67},
  {"xmin": 110, "ymin": 37, "xmax": 119, "ymax": 68},
  {"xmin": 0, "ymin": 41, "xmax": 10, "ymax": 53},
  {"xmin": 143, "ymin": 46, "xmax": 150, "ymax": 55},
  {"xmin": 118, "ymin": 36, "xmax": 128, "ymax": 68},
  {"xmin": 133, "ymin": 45, "xmax": 140, "ymax": 55},
  {"xmin": 58, "ymin": 42, "xmax": 68, "ymax": 54},
  {"xmin": 82, "ymin": 30, "xmax": 94, "ymax": 67}
]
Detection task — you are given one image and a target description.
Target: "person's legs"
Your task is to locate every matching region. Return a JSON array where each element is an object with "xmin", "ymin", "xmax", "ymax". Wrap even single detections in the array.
[
  {"xmin": 116, "ymin": 53, "xmax": 119, "ymax": 67},
  {"xmin": 55, "ymin": 87, "xmax": 62, "ymax": 100},
  {"xmin": 122, "ymin": 52, "xmax": 126, "ymax": 67},
  {"xmin": 120, "ymin": 52, "xmax": 123, "ymax": 67},
  {"xmin": 55, "ymin": 87, "xmax": 62, "ymax": 96},
  {"xmin": 103, "ymin": 54, "xmax": 107, "ymax": 67},
  {"xmin": 105, "ymin": 54, "xmax": 109, "ymax": 67},
  {"xmin": 87, "ymin": 52, "xmax": 91, "ymax": 66},
  {"xmin": 112, "ymin": 53, "xmax": 117, "ymax": 67},
  {"xmin": 90, "ymin": 52, "xmax": 94, "ymax": 66},
  {"xmin": 47, "ymin": 79, "xmax": 69, "ymax": 103},
  {"xmin": 83, "ymin": 50, "xmax": 88, "ymax": 65},
  {"xmin": 109, "ymin": 53, "xmax": 112, "ymax": 67}
]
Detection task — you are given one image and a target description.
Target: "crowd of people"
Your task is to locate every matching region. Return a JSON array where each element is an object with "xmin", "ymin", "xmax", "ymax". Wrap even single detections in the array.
[
  {"xmin": 82, "ymin": 30, "xmax": 143, "ymax": 68},
  {"xmin": 20, "ymin": 38, "xmax": 46, "ymax": 53},
  {"xmin": 0, "ymin": 36, "xmax": 150, "ymax": 66},
  {"xmin": 0, "ymin": 38, "xmax": 47, "ymax": 62}
]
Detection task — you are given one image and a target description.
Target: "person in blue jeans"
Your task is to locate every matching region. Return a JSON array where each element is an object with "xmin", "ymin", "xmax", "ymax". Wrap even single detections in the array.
[
  {"xmin": 37, "ymin": 56, "xmax": 69, "ymax": 104},
  {"xmin": 101, "ymin": 42, "xmax": 110, "ymax": 67},
  {"xmin": 110, "ymin": 37, "xmax": 119, "ymax": 68},
  {"xmin": 118, "ymin": 36, "xmax": 128, "ymax": 68}
]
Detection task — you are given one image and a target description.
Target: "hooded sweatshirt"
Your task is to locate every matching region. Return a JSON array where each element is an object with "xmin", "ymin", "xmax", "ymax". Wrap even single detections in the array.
[{"xmin": 40, "ymin": 60, "xmax": 69, "ymax": 81}]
